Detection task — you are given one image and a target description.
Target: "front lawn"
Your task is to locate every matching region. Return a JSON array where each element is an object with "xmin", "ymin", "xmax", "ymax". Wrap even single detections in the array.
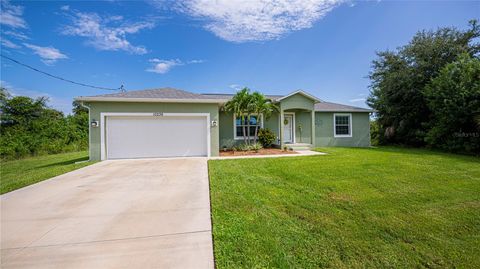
[
  {"xmin": 208, "ymin": 147, "xmax": 480, "ymax": 268},
  {"xmin": 1, "ymin": 151, "xmax": 92, "ymax": 194}
]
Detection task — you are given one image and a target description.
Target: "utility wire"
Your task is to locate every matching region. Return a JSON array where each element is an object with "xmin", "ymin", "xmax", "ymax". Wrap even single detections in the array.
[{"xmin": 1, "ymin": 54, "xmax": 125, "ymax": 91}]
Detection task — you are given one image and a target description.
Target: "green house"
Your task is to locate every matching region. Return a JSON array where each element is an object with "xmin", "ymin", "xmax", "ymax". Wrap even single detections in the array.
[{"xmin": 76, "ymin": 88, "xmax": 372, "ymax": 160}]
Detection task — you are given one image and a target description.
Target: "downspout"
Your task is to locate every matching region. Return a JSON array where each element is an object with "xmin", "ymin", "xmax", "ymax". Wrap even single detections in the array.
[{"xmin": 80, "ymin": 101, "xmax": 91, "ymax": 161}]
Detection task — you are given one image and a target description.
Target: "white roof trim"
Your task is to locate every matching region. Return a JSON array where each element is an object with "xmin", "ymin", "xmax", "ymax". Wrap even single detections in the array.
[
  {"xmin": 276, "ymin": 90, "xmax": 323, "ymax": 103},
  {"xmin": 75, "ymin": 97, "xmax": 228, "ymax": 103}
]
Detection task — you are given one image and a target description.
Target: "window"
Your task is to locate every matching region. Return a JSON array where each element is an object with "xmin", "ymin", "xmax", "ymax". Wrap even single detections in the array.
[
  {"xmin": 234, "ymin": 115, "xmax": 263, "ymax": 139},
  {"xmin": 334, "ymin": 113, "xmax": 352, "ymax": 137}
]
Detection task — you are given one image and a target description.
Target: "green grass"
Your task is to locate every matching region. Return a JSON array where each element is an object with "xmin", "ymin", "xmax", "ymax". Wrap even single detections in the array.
[
  {"xmin": 208, "ymin": 147, "xmax": 480, "ymax": 268},
  {"xmin": 1, "ymin": 151, "xmax": 93, "ymax": 194}
]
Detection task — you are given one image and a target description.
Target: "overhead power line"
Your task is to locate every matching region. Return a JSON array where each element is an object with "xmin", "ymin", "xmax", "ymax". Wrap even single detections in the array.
[{"xmin": 1, "ymin": 54, "xmax": 125, "ymax": 91}]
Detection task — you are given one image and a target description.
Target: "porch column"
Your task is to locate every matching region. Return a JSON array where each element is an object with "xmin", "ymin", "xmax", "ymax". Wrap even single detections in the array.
[
  {"xmin": 311, "ymin": 110, "xmax": 315, "ymax": 146},
  {"xmin": 279, "ymin": 110, "xmax": 284, "ymax": 149}
]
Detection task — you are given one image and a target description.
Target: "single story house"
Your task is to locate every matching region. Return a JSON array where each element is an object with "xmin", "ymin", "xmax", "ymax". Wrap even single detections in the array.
[{"xmin": 76, "ymin": 88, "xmax": 372, "ymax": 160}]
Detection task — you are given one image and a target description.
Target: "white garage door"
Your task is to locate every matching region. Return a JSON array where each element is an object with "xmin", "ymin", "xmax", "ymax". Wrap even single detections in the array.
[{"xmin": 106, "ymin": 115, "xmax": 208, "ymax": 159}]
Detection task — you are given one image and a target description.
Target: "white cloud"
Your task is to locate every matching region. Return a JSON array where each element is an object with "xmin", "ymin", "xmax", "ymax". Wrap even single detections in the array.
[
  {"xmin": 187, "ymin": 59, "xmax": 204, "ymax": 64},
  {"xmin": 146, "ymin": 59, "xmax": 182, "ymax": 74},
  {"xmin": 62, "ymin": 12, "xmax": 155, "ymax": 54},
  {"xmin": 0, "ymin": 0, "xmax": 27, "ymax": 29},
  {"xmin": 172, "ymin": 0, "xmax": 343, "ymax": 42},
  {"xmin": 229, "ymin": 84, "xmax": 242, "ymax": 91},
  {"xmin": 2, "ymin": 30, "xmax": 29, "ymax": 40},
  {"xmin": 24, "ymin": 43, "xmax": 68, "ymax": 65},
  {"xmin": 60, "ymin": 5, "xmax": 70, "ymax": 11},
  {"xmin": 146, "ymin": 58, "xmax": 203, "ymax": 74},
  {"xmin": 349, "ymin": 98, "xmax": 366, "ymax": 103},
  {"xmin": 1, "ymin": 38, "xmax": 20, "ymax": 49}
]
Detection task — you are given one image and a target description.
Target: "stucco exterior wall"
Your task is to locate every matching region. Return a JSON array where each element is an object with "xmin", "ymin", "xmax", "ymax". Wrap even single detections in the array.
[
  {"xmin": 218, "ymin": 111, "xmax": 280, "ymax": 148},
  {"xmin": 279, "ymin": 94, "xmax": 315, "ymax": 111},
  {"xmin": 86, "ymin": 102, "xmax": 220, "ymax": 160},
  {"xmin": 294, "ymin": 111, "xmax": 312, "ymax": 144},
  {"xmin": 315, "ymin": 112, "xmax": 371, "ymax": 147}
]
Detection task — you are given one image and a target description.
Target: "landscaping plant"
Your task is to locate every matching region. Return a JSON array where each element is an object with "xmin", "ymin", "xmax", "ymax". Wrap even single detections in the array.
[
  {"xmin": 250, "ymin": 142, "xmax": 263, "ymax": 153},
  {"xmin": 258, "ymin": 128, "xmax": 276, "ymax": 148},
  {"xmin": 223, "ymin": 88, "xmax": 278, "ymax": 145}
]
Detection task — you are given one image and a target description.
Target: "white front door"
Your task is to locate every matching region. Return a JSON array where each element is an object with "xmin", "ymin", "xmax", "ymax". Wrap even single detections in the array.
[{"xmin": 283, "ymin": 114, "xmax": 294, "ymax": 143}]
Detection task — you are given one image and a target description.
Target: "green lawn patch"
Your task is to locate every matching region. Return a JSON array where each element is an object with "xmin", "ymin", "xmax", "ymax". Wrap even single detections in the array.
[
  {"xmin": 208, "ymin": 147, "xmax": 480, "ymax": 268},
  {"xmin": 1, "ymin": 151, "xmax": 93, "ymax": 194}
]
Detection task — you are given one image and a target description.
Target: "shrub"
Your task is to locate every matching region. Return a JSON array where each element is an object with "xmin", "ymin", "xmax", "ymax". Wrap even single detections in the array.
[
  {"xmin": 258, "ymin": 128, "xmax": 276, "ymax": 148},
  {"xmin": 251, "ymin": 143, "xmax": 263, "ymax": 152},
  {"xmin": 239, "ymin": 143, "xmax": 251, "ymax": 151},
  {"xmin": 370, "ymin": 120, "xmax": 380, "ymax": 146}
]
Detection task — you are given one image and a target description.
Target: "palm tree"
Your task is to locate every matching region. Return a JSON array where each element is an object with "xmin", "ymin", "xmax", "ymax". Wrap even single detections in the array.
[
  {"xmin": 250, "ymin": 91, "xmax": 279, "ymax": 144},
  {"xmin": 224, "ymin": 87, "xmax": 251, "ymax": 145}
]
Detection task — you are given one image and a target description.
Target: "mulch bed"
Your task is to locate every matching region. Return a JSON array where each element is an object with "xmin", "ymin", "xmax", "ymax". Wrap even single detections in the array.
[{"xmin": 219, "ymin": 148, "xmax": 297, "ymax": 157}]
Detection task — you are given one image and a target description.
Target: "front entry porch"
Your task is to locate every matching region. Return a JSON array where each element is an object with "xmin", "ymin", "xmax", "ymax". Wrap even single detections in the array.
[{"xmin": 279, "ymin": 108, "xmax": 315, "ymax": 150}]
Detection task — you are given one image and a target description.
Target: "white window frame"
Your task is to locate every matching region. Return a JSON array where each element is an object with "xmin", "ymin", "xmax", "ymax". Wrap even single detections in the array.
[
  {"xmin": 233, "ymin": 114, "xmax": 264, "ymax": 140},
  {"xmin": 333, "ymin": 113, "xmax": 352, "ymax": 138}
]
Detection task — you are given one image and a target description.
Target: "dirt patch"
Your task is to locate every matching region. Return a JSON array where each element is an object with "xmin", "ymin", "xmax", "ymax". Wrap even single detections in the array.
[
  {"xmin": 328, "ymin": 192, "xmax": 355, "ymax": 203},
  {"xmin": 219, "ymin": 148, "xmax": 297, "ymax": 157}
]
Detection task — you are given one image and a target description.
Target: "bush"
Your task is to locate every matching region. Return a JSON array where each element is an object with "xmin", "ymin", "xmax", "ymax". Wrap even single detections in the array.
[
  {"xmin": 370, "ymin": 120, "xmax": 380, "ymax": 146},
  {"xmin": 239, "ymin": 143, "xmax": 251, "ymax": 151},
  {"xmin": 250, "ymin": 142, "xmax": 263, "ymax": 152},
  {"xmin": 258, "ymin": 128, "xmax": 276, "ymax": 148},
  {"xmin": 237, "ymin": 143, "xmax": 263, "ymax": 152}
]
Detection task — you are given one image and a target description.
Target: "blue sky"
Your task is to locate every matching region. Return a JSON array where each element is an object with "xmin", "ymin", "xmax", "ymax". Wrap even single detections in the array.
[{"xmin": 1, "ymin": 0, "xmax": 478, "ymax": 114}]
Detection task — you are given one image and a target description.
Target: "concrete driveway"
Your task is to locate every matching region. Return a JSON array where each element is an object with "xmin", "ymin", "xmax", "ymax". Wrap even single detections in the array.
[{"xmin": 1, "ymin": 158, "xmax": 214, "ymax": 269}]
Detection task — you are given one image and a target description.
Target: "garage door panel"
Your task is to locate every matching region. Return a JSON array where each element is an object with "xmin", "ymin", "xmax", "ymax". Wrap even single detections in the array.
[{"xmin": 106, "ymin": 116, "xmax": 207, "ymax": 159}]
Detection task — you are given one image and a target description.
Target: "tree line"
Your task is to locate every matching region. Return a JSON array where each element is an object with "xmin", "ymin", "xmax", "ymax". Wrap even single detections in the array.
[
  {"xmin": 0, "ymin": 87, "xmax": 88, "ymax": 160},
  {"xmin": 367, "ymin": 20, "xmax": 480, "ymax": 154}
]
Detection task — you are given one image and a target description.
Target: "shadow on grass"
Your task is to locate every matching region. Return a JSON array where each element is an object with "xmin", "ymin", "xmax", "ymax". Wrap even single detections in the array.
[
  {"xmin": 314, "ymin": 146, "xmax": 479, "ymax": 164},
  {"xmin": 36, "ymin": 156, "xmax": 89, "ymax": 168},
  {"xmin": 372, "ymin": 146, "xmax": 480, "ymax": 162}
]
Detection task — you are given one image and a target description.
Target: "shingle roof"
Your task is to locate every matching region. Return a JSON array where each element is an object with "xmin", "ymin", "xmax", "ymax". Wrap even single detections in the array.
[
  {"xmin": 315, "ymin": 102, "xmax": 373, "ymax": 112},
  {"xmin": 90, "ymin": 87, "xmax": 211, "ymax": 99},
  {"xmin": 201, "ymin": 93, "xmax": 284, "ymax": 101},
  {"xmin": 76, "ymin": 88, "xmax": 372, "ymax": 113}
]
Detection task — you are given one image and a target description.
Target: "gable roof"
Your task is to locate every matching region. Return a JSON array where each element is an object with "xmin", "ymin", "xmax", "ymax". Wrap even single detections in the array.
[
  {"xmin": 276, "ymin": 90, "xmax": 322, "ymax": 103},
  {"xmin": 315, "ymin": 102, "xmax": 373, "ymax": 112}
]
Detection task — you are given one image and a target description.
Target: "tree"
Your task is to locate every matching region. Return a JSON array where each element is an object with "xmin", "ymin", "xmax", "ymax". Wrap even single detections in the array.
[
  {"xmin": 367, "ymin": 20, "xmax": 480, "ymax": 148},
  {"xmin": 224, "ymin": 87, "xmax": 252, "ymax": 144},
  {"xmin": 72, "ymin": 100, "xmax": 88, "ymax": 116},
  {"xmin": 1, "ymin": 94, "xmax": 49, "ymax": 126},
  {"xmin": 224, "ymin": 88, "xmax": 278, "ymax": 145},
  {"xmin": 424, "ymin": 53, "xmax": 480, "ymax": 153},
  {"xmin": 0, "ymin": 89, "xmax": 89, "ymax": 159},
  {"xmin": 249, "ymin": 92, "xmax": 279, "ymax": 143}
]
